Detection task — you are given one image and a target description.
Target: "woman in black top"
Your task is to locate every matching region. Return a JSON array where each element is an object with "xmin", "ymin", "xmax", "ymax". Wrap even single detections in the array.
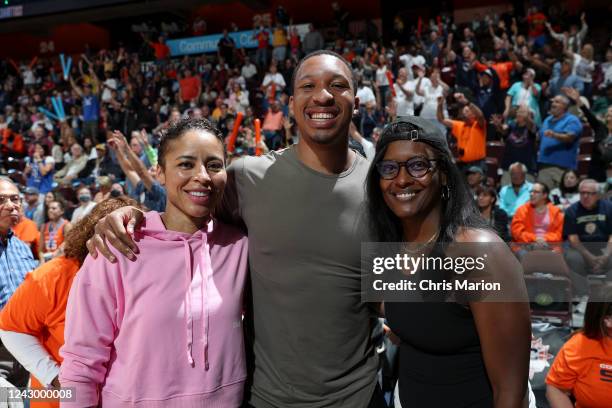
[
  {"xmin": 476, "ymin": 185, "xmax": 511, "ymax": 242},
  {"xmin": 366, "ymin": 116, "xmax": 531, "ymax": 407}
]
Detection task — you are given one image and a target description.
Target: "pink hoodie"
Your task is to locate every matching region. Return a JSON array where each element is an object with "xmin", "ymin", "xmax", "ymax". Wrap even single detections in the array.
[{"xmin": 59, "ymin": 212, "xmax": 248, "ymax": 407}]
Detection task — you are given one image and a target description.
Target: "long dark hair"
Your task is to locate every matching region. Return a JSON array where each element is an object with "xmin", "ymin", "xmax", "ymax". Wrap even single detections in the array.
[
  {"xmin": 366, "ymin": 125, "xmax": 489, "ymax": 243},
  {"xmin": 582, "ymin": 284, "xmax": 612, "ymax": 340},
  {"xmin": 559, "ymin": 169, "xmax": 579, "ymax": 196}
]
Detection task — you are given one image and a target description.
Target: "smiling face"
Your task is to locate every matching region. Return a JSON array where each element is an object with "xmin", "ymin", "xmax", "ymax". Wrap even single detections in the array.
[
  {"xmin": 157, "ymin": 130, "xmax": 226, "ymax": 232},
  {"xmin": 378, "ymin": 140, "xmax": 445, "ymax": 222},
  {"xmin": 47, "ymin": 201, "xmax": 64, "ymax": 222},
  {"xmin": 290, "ymin": 54, "xmax": 357, "ymax": 147}
]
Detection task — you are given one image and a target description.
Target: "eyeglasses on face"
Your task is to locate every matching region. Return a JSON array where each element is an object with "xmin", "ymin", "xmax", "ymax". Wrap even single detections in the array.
[
  {"xmin": 0, "ymin": 194, "xmax": 20, "ymax": 206},
  {"xmin": 376, "ymin": 157, "xmax": 437, "ymax": 180},
  {"xmin": 579, "ymin": 191, "xmax": 598, "ymax": 196}
]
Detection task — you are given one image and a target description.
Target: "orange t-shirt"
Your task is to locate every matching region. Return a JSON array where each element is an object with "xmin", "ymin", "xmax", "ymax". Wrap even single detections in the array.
[
  {"xmin": 179, "ymin": 75, "xmax": 201, "ymax": 102},
  {"xmin": 546, "ymin": 332, "xmax": 612, "ymax": 408},
  {"xmin": 492, "ymin": 62, "xmax": 514, "ymax": 90},
  {"xmin": 13, "ymin": 217, "xmax": 40, "ymax": 258},
  {"xmin": 0, "ymin": 256, "xmax": 80, "ymax": 408},
  {"xmin": 151, "ymin": 42, "xmax": 170, "ymax": 60},
  {"xmin": 450, "ymin": 120, "xmax": 486, "ymax": 163}
]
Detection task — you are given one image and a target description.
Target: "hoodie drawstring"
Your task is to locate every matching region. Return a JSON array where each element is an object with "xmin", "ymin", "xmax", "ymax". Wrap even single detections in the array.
[
  {"xmin": 201, "ymin": 222, "xmax": 214, "ymax": 371},
  {"xmin": 181, "ymin": 238, "xmax": 194, "ymax": 366}
]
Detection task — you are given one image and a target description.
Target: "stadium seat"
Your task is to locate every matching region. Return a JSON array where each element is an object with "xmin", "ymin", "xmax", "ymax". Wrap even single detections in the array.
[
  {"xmin": 7, "ymin": 170, "xmax": 25, "ymax": 186},
  {"xmin": 485, "ymin": 157, "xmax": 500, "ymax": 184},
  {"xmin": 5, "ymin": 156, "xmax": 25, "ymax": 171},
  {"xmin": 521, "ymin": 250, "xmax": 572, "ymax": 326},
  {"xmin": 578, "ymin": 136, "xmax": 595, "ymax": 156},
  {"xmin": 577, "ymin": 154, "xmax": 591, "ymax": 177},
  {"xmin": 486, "ymin": 140, "xmax": 505, "ymax": 164}
]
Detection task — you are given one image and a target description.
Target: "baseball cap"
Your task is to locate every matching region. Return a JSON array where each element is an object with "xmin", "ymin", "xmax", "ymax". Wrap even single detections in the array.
[
  {"xmin": 377, "ymin": 116, "xmax": 451, "ymax": 156},
  {"xmin": 480, "ymin": 68, "xmax": 494, "ymax": 78},
  {"xmin": 24, "ymin": 186, "xmax": 39, "ymax": 195}
]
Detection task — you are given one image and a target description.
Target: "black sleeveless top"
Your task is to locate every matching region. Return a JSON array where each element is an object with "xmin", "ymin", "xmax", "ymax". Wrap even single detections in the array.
[{"xmin": 385, "ymin": 249, "xmax": 494, "ymax": 408}]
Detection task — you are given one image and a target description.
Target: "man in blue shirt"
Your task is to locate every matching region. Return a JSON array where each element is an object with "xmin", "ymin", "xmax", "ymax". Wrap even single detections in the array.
[
  {"xmin": 547, "ymin": 59, "xmax": 584, "ymax": 97},
  {"xmin": 537, "ymin": 95, "xmax": 583, "ymax": 190},
  {"xmin": 0, "ymin": 177, "xmax": 38, "ymax": 386},
  {"xmin": 499, "ymin": 162, "xmax": 533, "ymax": 217},
  {"xmin": 70, "ymin": 76, "xmax": 100, "ymax": 143},
  {"xmin": 0, "ymin": 178, "xmax": 38, "ymax": 308}
]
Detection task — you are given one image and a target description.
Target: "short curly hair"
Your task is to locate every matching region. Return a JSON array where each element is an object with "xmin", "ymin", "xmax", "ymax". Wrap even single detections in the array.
[
  {"xmin": 63, "ymin": 196, "xmax": 140, "ymax": 264},
  {"xmin": 158, "ymin": 118, "xmax": 225, "ymax": 168}
]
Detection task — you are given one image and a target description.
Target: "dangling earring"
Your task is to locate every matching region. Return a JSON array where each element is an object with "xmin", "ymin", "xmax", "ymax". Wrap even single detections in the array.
[{"xmin": 441, "ymin": 185, "xmax": 450, "ymax": 200}]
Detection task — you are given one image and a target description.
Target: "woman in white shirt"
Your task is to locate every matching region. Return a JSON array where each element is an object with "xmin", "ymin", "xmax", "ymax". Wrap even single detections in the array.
[
  {"xmin": 417, "ymin": 68, "xmax": 449, "ymax": 134},
  {"xmin": 375, "ymin": 55, "xmax": 391, "ymax": 108},
  {"xmin": 572, "ymin": 44, "xmax": 595, "ymax": 98}
]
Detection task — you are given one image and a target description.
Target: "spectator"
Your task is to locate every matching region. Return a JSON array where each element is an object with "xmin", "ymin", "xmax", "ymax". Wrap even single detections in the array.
[
  {"xmin": 375, "ymin": 55, "xmax": 391, "ymax": 108},
  {"xmin": 356, "ymin": 74, "xmax": 377, "ymax": 107},
  {"xmin": 109, "ymin": 130, "xmax": 166, "ymax": 212},
  {"xmin": 53, "ymin": 143, "xmax": 88, "ymax": 185},
  {"xmin": 548, "ymin": 59, "xmax": 584, "ymax": 97},
  {"xmin": 472, "ymin": 68, "xmax": 504, "ymax": 121},
  {"xmin": 563, "ymin": 179, "xmax": 612, "ymax": 295},
  {"xmin": 100, "ymin": 70, "xmax": 118, "ymax": 104},
  {"xmin": 302, "ymin": 24, "xmax": 324, "ymax": 55},
  {"xmin": 570, "ymin": 43, "xmax": 596, "ymax": 98},
  {"xmin": 476, "ymin": 185, "xmax": 510, "ymax": 242},
  {"xmin": 437, "ymin": 92, "xmax": 487, "ymax": 170},
  {"xmin": 227, "ymin": 81, "xmax": 250, "ymax": 115},
  {"xmin": 550, "ymin": 169, "xmax": 580, "ymax": 211},
  {"xmin": 145, "ymin": 35, "xmax": 170, "ymax": 62},
  {"xmin": 546, "ymin": 284, "xmax": 612, "ymax": 408},
  {"xmin": 526, "ymin": 6, "xmax": 547, "ymax": 48},
  {"xmin": 505, "ymin": 68, "xmax": 542, "ymax": 126},
  {"xmin": 0, "ymin": 177, "xmax": 37, "ymax": 387},
  {"xmin": 262, "ymin": 100, "xmax": 285, "ymax": 150},
  {"xmin": 217, "ymin": 29, "xmax": 236, "ymax": 67},
  {"xmin": 499, "ymin": 162, "xmax": 533, "ymax": 217},
  {"xmin": 24, "ymin": 143, "xmax": 54, "ymax": 194},
  {"xmin": 537, "ymin": 94, "xmax": 583, "ymax": 189},
  {"xmin": 465, "ymin": 166, "xmax": 485, "ymax": 197},
  {"xmin": 13, "ymin": 210, "xmax": 40, "ymax": 260},
  {"xmin": 22, "ymin": 186, "xmax": 44, "ymax": 228},
  {"xmin": 71, "ymin": 187, "xmax": 97, "ymax": 224},
  {"xmin": 0, "ymin": 124, "xmax": 24, "ymax": 158},
  {"xmin": 261, "ymin": 64, "xmax": 286, "ymax": 104},
  {"xmin": 0, "ymin": 197, "xmax": 137, "ymax": 393},
  {"xmin": 545, "ymin": 12, "xmax": 588, "ymax": 54},
  {"xmin": 178, "ymin": 68, "xmax": 202, "ymax": 109},
  {"xmin": 241, "ymin": 55, "xmax": 258, "ymax": 87},
  {"xmin": 70, "ymin": 77, "xmax": 100, "ymax": 142},
  {"xmin": 416, "ymin": 67, "xmax": 449, "ymax": 132},
  {"xmin": 360, "ymin": 101, "xmax": 382, "ymax": 140},
  {"xmin": 393, "ymin": 68, "xmax": 415, "ymax": 116},
  {"xmin": 511, "ymin": 181, "xmax": 564, "ymax": 246},
  {"xmin": 492, "ymin": 106, "xmax": 538, "ymax": 177},
  {"xmin": 253, "ymin": 25, "xmax": 270, "ymax": 70},
  {"xmin": 38, "ymin": 199, "xmax": 72, "ymax": 263},
  {"xmin": 272, "ymin": 23, "xmax": 288, "ymax": 63},
  {"xmin": 289, "ymin": 27, "xmax": 301, "ymax": 58}
]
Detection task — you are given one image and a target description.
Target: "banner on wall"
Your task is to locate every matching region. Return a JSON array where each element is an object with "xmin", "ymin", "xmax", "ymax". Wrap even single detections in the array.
[{"xmin": 167, "ymin": 24, "xmax": 310, "ymax": 56}]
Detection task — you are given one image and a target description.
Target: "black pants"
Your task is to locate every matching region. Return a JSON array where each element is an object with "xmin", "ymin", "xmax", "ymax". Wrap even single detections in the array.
[
  {"xmin": 243, "ymin": 384, "xmax": 388, "ymax": 408},
  {"xmin": 0, "ymin": 342, "xmax": 29, "ymax": 387}
]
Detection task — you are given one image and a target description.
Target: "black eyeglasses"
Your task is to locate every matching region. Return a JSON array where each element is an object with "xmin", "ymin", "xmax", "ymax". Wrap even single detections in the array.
[{"xmin": 376, "ymin": 157, "xmax": 438, "ymax": 180}]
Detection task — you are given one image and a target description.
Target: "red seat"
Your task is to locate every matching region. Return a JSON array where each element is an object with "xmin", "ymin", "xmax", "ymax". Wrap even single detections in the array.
[
  {"xmin": 486, "ymin": 141, "xmax": 505, "ymax": 164},
  {"xmin": 577, "ymin": 154, "xmax": 591, "ymax": 177},
  {"xmin": 578, "ymin": 136, "xmax": 595, "ymax": 156}
]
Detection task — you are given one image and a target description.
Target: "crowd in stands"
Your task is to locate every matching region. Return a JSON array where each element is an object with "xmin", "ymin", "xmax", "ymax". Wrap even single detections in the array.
[
  {"xmin": 0, "ymin": 2, "xmax": 611, "ymax": 406},
  {"xmin": 0, "ymin": 3, "xmax": 610, "ymax": 276}
]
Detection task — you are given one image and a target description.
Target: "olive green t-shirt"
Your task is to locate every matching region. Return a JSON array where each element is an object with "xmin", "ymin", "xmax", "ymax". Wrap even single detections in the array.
[{"xmin": 229, "ymin": 146, "xmax": 379, "ymax": 408}]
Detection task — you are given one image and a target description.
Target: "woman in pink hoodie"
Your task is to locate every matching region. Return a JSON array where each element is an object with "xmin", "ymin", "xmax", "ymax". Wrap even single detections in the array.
[{"xmin": 60, "ymin": 119, "xmax": 249, "ymax": 407}]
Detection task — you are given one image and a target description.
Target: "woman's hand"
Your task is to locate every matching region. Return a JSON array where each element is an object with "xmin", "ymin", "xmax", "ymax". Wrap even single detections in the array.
[{"xmin": 86, "ymin": 206, "xmax": 145, "ymax": 263}]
